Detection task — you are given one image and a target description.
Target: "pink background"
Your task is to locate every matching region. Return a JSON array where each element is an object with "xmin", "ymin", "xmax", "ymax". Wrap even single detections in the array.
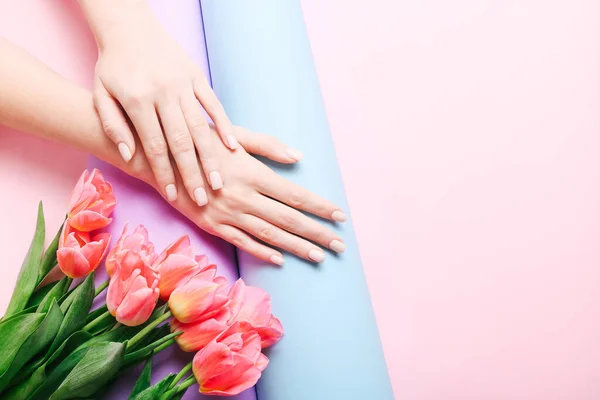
[{"xmin": 2, "ymin": 0, "xmax": 600, "ymax": 398}]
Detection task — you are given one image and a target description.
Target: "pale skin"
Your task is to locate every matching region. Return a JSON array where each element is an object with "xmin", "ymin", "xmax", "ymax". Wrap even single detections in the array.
[
  {"xmin": 0, "ymin": 39, "xmax": 348, "ymax": 265},
  {"xmin": 77, "ymin": 0, "xmax": 279, "ymax": 206}
]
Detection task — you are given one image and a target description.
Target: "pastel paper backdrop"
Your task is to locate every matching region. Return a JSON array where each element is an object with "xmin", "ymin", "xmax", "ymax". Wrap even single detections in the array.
[{"xmin": 4, "ymin": 0, "xmax": 600, "ymax": 399}]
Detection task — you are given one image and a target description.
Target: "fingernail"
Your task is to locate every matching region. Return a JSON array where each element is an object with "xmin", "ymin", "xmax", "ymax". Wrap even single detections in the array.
[
  {"xmin": 118, "ymin": 143, "xmax": 132, "ymax": 162},
  {"xmin": 209, "ymin": 171, "xmax": 223, "ymax": 190},
  {"xmin": 227, "ymin": 134, "xmax": 239, "ymax": 150},
  {"xmin": 331, "ymin": 210, "xmax": 348, "ymax": 222},
  {"xmin": 308, "ymin": 248, "xmax": 326, "ymax": 263},
  {"xmin": 270, "ymin": 255, "xmax": 284, "ymax": 266},
  {"xmin": 165, "ymin": 184, "xmax": 177, "ymax": 201},
  {"xmin": 329, "ymin": 240, "xmax": 346, "ymax": 253},
  {"xmin": 286, "ymin": 147, "xmax": 304, "ymax": 161},
  {"xmin": 194, "ymin": 187, "xmax": 208, "ymax": 206}
]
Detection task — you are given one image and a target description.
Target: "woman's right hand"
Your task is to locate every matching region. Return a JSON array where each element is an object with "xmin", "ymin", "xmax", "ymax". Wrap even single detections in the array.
[{"xmin": 126, "ymin": 126, "xmax": 347, "ymax": 266}]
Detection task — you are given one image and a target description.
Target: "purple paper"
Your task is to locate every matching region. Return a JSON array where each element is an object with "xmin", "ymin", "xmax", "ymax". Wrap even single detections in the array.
[{"xmin": 87, "ymin": 1, "xmax": 254, "ymax": 399}]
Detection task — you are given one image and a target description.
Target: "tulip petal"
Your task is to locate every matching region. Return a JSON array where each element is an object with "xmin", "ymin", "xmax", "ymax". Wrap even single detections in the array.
[
  {"xmin": 200, "ymin": 354, "xmax": 261, "ymax": 396},
  {"xmin": 172, "ymin": 316, "xmax": 229, "ymax": 352},
  {"xmin": 169, "ymin": 274, "xmax": 227, "ymax": 323},
  {"xmin": 256, "ymin": 353, "xmax": 269, "ymax": 372},
  {"xmin": 69, "ymin": 210, "xmax": 112, "ymax": 232},
  {"xmin": 116, "ymin": 287, "xmax": 159, "ymax": 327},
  {"xmin": 193, "ymin": 341, "xmax": 235, "ymax": 380},
  {"xmin": 157, "ymin": 254, "xmax": 200, "ymax": 301},
  {"xmin": 57, "ymin": 246, "xmax": 91, "ymax": 278}
]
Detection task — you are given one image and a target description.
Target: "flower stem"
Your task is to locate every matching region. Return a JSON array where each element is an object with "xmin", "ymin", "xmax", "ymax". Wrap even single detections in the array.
[
  {"xmin": 159, "ymin": 376, "xmax": 196, "ymax": 400},
  {"xmin": 126, "ymin": 311, "xmax": 172, "ymax": 350},
  {"xmin": 153, "ymin": 338, "xmax": 175, "ymax": 354},
  {"xmin": 82, "ymin": 310, "xmax": 113, "ymax": 332},
  {"xmin": 169, "ymin": 362, "xmax": 193, "ymax": 389},
  {"xmin": 94, "ymin": 279, "xmax": 109, "ymax": 297}
]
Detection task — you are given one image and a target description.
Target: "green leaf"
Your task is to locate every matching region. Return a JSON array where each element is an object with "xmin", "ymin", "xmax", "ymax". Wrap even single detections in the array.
[
  {"xmin": 37, "ymin": 278, "xmax": 71, "ymax": 313},
  {"xmin": 2, "ymin": 359, "xmax": 47, "ymax": 400},
  {"xmin": 49, "ymin": 341, "xmax": 125, "ymax": 400},
  {"xmin": 8, "ymin": 330, "xmax": 93, "ymax": 394},
  {"xmin": 47, "ymin": 273, "xmax": 95, "ymax": 355},
  {"xmin": 124, "ymin": 332, "xmax": 180, "ymax": 365},
  {"xmin": 130, "ymin": 374, "xmax": 177, "ymax": 400},
  {"xmin": 27, "ymin": 281, "xmax": 59, "ymax": 309},
  {"xmin": 38, "ymin": 218, "xmax": 64, "ymax": 280},
  {"xmin": 0, "ymin": 300, "xmax": 63, "ymax": 392},
  {"xmin": 85, "ymin": 304, "xmax": 108, "ymax": 324},
  {"xmin": 0, "ymin": 313, "xmax": 44, "ymax": 375},
  {"xmin": 129, "ymin": 357, "xmax": 153, "ymax": 399},
  {"xmin": 4, "ymin": 203, "xmax": 46, "ymax": 318}
]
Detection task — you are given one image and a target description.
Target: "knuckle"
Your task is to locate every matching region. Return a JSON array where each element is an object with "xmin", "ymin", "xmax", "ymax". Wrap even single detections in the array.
[
  {"xmin": 169, "ymin": 131, "xmax": 192, "ymax": 152},
  {"xmin": 230, "ymin": 235, "xmax": 247, "ymax": 249},
  {"xmin": 188, "ymin": 115, "xmax": 209, "ymax": 132},
  {"xmin": 102, "ymin": 122, "xmax": 120, "ymax": 140},
  {"xmin": 147, "ymin": 138, "xmax": 168, "ymax": 157},
  {"xmin": 258, "ymin": 226, "xmax": 275, "ymax": 242},
  {"xmin": 289, "ymin": 191, "xmax": 304, "ymax": 208},
  {"xmin": 279, "ymin": 214, "xmax": 297, "ymax": 231}
]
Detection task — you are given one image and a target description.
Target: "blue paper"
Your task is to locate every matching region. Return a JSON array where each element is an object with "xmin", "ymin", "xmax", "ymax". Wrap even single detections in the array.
[{"xmin": 201, "ymin": 1, "xmax": 394, "ymax": 398}]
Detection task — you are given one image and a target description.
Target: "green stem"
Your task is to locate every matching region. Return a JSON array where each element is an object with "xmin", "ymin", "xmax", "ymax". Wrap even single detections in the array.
[
  {"xmin": 153, "ymin": 338, "xmax": 175, "ymax": 354},
  {"xmin": 126, "ymin": 311, "xmax": 172, "ymax": 350},
  {"xmin": 169, "ymin": 362, "xmax": 193, "ymax": 389},
  {"xmin": 94, "ymin": 279, "xmax": 109, "ymax": 297},
  {"xmin": 82, "ymin": 310, "xmax": 113, "ymax": 332},
  {"xmin": 159, "ymin": 376, "xmax": 196, "ymax": 400}
]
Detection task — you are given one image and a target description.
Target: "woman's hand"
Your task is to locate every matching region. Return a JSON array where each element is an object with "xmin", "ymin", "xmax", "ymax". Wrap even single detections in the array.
[
  {"xmin": 79, "ymin": 0, "xmax": 246, "ymax": 205},
  {"xmin": 127, "ymin": 127, "xmax": 347, "ymax": 266}
]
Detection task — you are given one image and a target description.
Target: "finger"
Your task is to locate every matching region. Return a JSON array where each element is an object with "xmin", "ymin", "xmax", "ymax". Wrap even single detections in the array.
[
  {"xmin": 94, "ymin": 79, "xmax": 135, "ymax": 163},
  {"xmin": 216, "ymin": 225, "xmax": 284, "ymax": 266},
  {"xmin": 192, "ymin": 73, "xmax": 236, "ymax": 150},
  {"xmin": 249, "ymin": 196, "xmax": 345, "ymax": 254},
  {"xmin": 255, "ymin": 169, "xmax": 348, "ymax": 222},
  {"xmin": 235, "ymin": 128, "xmax": 303, "ymax": 164},
  {"xmin": 236, "ymin": 214, "xmax": 326, "ymax": 263},
  {"xmin": 157, "ymin": 100, "xmax": 207, "ymax": 206},
  {"xmin": 126, "ymin": 104, "xmax": 177, "ymax": 201},
  {"xmin": 181, "ymin": 95, "xmax": 223, "ymax": 191}
]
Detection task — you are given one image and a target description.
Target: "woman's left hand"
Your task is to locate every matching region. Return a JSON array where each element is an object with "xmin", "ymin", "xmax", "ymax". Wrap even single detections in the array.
[{"xmin": 80, "ymin": 0, "xmax": 239, "ymax": 206}]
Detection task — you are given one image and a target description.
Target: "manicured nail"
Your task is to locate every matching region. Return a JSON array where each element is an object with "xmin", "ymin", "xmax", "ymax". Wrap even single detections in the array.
[
  {"xmin": 118, "ymin": 143, "xmax": 132, "ymax": 162},
  {"xmin": 329, "ymin": 240, "xmax": 346, "ymax": 253},
  {"xmin": 209, "ymin": 171, "xmax": 223, "ymax": 190},
  {"xmin": 270, "ymin": 255, "xmax": 284, "ymax": 266},
  {"xmin": 308, "ymin": 248, "xmax": 325, "ymax": 263},
  {"xmin": 165, "ymin": 184, "xmax": 177, "ymax": 201},
  {"xmin": 227, "ymin": 134, "xmax": 239, "ymax": 150},
  {"xmin": 194, "ymin": 187, "xmax": 208, "ymax": 207},
  {"xmin": 286, "ymin": 148, "xmax": 304, "ymax": 161},
  {"xmin": 331, "ymin": 210, "xmax": 348, "ymax": 222}
]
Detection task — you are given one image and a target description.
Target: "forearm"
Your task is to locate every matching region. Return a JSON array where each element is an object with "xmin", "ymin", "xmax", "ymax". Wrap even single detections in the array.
[
  {"xmin": 0, "ymin": 39, "xmax": 149, "ymax": 181},
  {"xmin": 78, "ymin": 0, "xmax": 160, "ymax": 50}
]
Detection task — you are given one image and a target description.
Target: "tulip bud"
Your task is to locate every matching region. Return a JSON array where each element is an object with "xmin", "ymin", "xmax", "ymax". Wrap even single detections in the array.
[
  {"xmin": 56, "ymin": 222, "xmax": 111, "ymax": 278},
  {"xmin": 67, "ymin": 169, "xmax": 116, "ymax": 232}
]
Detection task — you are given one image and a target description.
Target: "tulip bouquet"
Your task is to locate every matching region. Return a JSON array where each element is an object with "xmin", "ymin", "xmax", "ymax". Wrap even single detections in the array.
[{"xmin": 0, "ymin": 169, "xmax": 283, "ymax": 399}]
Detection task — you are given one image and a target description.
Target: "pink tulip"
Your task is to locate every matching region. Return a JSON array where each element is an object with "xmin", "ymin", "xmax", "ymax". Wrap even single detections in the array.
[
  {"xmin": 57, "ymin": 222, "xmax": 111, "ymax": 278},
  {"xmin": 228, "ymin": 279, "xmax": 284, "ymax": 348},
  {"xmin": 171, "ymin": 307, "xmax": 231, "ymax": 352},
  {"xmin": 193, "ymin": 322, "xmax": 269, "ymax": 396},
  {"xmin": 169, "ymin": 267, "xmax": 229, "ymax": 324},
  {"xmin": 105, "ymin": 224, "xmax": 157, "ymax": 277},
  {"xmin": 67, "ymin": 169, "xmax": 117, "ymax": 232},
  {"xmin": 153, "ymin": 236, "xmax": 208, "ymax": 301},
  {"xmin": 106, "ymin": 250, "xmax": 160, "ymax": 326}
]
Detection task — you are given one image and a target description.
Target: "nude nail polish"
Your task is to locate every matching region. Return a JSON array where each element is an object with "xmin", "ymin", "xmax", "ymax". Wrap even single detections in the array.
[
  {"xmin": 165, "ymin": 184, "xmax": 177, "ymax": 202},
  {"xmin": 308, "ymin": 248, "xmax": 325, "ymax": 263},
  {"xmin": 270, "ymin": 255, "xmax": 284, "ymax": 266},
  {"xmin": 331, "ymin": 210, "xmax": 348, "ymax": 222},
  {"xmin": 227, "ymin": 134, "xmax": 239, "ymax": 150},
  {"xmin": 209, "ymin": 171, "xmax": 223, "ymax": 190},
  {"xmin": 286, "ymin": 148, "xmax": 304, "ymax": 161},
  {"xmin": 194, "ymin": 187, "xmax": 208, "ymax": 206},
  {"xmin": 118, "ymin": 143, "xmax": 132, "ymax": 162},
  {"xmin": 329, "ymin": 240, "xmax": 346, "ymax": 253}
]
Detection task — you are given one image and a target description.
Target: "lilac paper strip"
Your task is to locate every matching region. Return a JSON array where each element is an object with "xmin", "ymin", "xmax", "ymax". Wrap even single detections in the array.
[{"xmin": 87, "ymin": 2, "xmax": 254, "ymax": 399}]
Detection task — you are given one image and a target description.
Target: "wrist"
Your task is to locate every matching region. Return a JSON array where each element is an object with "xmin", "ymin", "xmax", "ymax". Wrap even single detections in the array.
[{"xmin": 79, "ymin": 0, "xmax": 157, "ymax": 50}]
